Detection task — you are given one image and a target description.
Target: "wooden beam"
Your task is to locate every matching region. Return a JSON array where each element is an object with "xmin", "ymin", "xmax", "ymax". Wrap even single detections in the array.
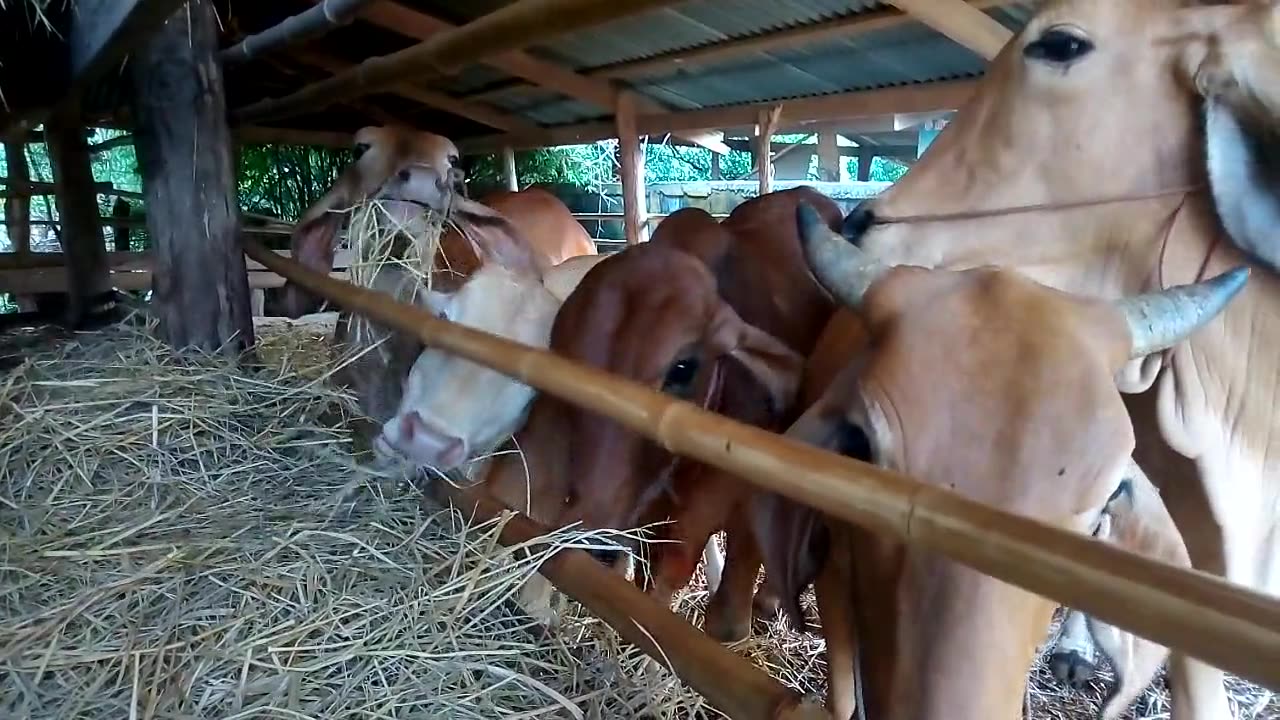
[
  {"xmin": 459, "ymin": 80, "xmax": 976, "ymax": 153},
  {"xmin": 220, "ymin": 0, "xmax": 376, "ymax": 66},
  {"xmin": 355, "ymin": 1, "xmax": 730, "ymax": 154},
  {"xmin": 817, "ymin": 130, "xmax": 840, "ymax": 182},
  {"xmin": 45, "ymin": 110, "xmax": 114, "ymax": 326},
  {"xmin": 233, "ymin": 126, "xmax": 354, "ymax": 148},
  {"xmin": 502, "ymin": 147, "xmax": 519, "ymax": 191},
  {"xmin": 295, "ymin": 51, "xmax": 539, "ymax": 132},
  {"xmin": 755, "ymin": 105, "xmax": 782, "ymax": 196},
  {"xmin": 232, "ymin": 0, "xmax": 687, "ymax": 124},
  {"xmin": 885, "ymin": 0, "xmax": 1013, "ymax": 60},
  {"xmin": 590, "ymin": 0, "xmax": 1009, "ymax": 80},
  {"xmin": 132, "ymin": 0, "xmax": 256, "ymax": 354},
  {"xmin": 616, "ymin": 92, "xmax": 648, "ymax": 245}
]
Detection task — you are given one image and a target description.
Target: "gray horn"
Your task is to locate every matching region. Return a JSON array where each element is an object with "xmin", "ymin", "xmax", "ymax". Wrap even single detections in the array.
[
  {"xmin": 1115, "ymin": 266, "xmax": 1250, "ymax": 359},
  {"xmin": 796, "ymin": 202, "xmax": 890, "ymax": 308}
]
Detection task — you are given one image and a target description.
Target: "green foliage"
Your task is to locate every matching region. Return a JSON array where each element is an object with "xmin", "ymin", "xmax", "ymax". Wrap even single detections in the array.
[
  {"xmin": 236, "ymin": 144, "xmax": 353, "ymax": 223},
  {"xmin": 465, "ymin": 144, "xmax": 616, "ymax": 196}
]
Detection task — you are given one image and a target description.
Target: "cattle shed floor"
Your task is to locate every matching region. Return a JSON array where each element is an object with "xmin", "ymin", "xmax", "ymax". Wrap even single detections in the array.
[{"xmin": 0, "ymin": 315, "xmax": 1274, "ymax": 719}]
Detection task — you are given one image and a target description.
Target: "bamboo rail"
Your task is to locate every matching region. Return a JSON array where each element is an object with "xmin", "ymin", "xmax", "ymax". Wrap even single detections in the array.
[
  {"xmin": 436, "ymin": 483, "xmax": 826, "ymax": 720},
  {"xmin": 243, "ymin": 238, "xmax": 1280, "ymax": 692}
]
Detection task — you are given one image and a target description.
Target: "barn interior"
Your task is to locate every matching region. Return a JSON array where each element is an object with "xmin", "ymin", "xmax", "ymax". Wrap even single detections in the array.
[{"xmin": 0, "ymin": 2, "xmax": 1277, "ymax": 719}]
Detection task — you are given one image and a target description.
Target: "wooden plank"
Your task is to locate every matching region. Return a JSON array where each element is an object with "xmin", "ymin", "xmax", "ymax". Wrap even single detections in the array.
[
  {"xmin": 616, "ymin": 92, "xmax": 647, "ymax": 245},
  {"xmin": 0, "ymin": 267, "xmax": 349, "ymax": 294},
  {"xmin": 131, "ymin": 0, "xmax": 256, "ymax": 354},
  {"xmin": 459, "ymin": 80, "xmax": 977, "ymax": 153},
  {"xmin": 233, "ymin": 0, "xmax": 688, "ymax": 124},
  {"xmin": 886, "ymin": 0, "xmax": 1013, "ymax": 61},
  {"xmin": 0, "ymin": 248, "xmax": 356, "ymax": 272},
  {"xmin": 220, "ymin": 0, "xmax": 376, "ymax": 66}
]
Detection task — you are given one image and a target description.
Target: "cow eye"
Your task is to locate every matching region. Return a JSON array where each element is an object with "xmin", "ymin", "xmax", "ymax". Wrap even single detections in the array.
[
  {"xmin": 1024, "ymin": 27, "xmax": 1094, "ymax": 65},
  {"xmin": 353, "ymin": 142, "xmax": 371, "ymax": 160},
  {"xmin": 662, "ymin": 357, "xmax": 699, "ymax": 397}
]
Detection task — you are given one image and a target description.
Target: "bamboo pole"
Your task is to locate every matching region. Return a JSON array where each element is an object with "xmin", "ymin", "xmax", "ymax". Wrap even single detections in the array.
[
  {"xmin": 220, "ymin": 0, "xmax": 375, "ymax": 66},
  {"xmin": 755, "ymin": 105, "xmax": 782, "ymax": 196},
  {"xmin": 436, "ymin": 484, "xmax": 826, "ymax": 720},
  {"xmin": 502, "ymin": 146, "xmax": 519, "ymax": 192},
  {"xmin": 242, "ymin": 238, "xmax": 1280, "ymax": 691}
]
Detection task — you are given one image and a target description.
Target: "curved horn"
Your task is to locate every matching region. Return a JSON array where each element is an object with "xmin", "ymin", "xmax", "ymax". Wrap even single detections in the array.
[
  {"xmin": 1116, "ymin": 267, "xmax": 1250, "ymax": 359},
  {"xmin": 796, "ymin": 202, "xmax": 890, "ymax": 308}
]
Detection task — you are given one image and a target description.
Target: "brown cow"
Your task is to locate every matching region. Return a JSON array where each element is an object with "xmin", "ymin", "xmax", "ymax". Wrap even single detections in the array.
[
  {"xmin": 751, "ymin": 205, "xmax": 1247, "ymax": 720},
  {"xmin": 824, "ymin": 2, "xmax": 1280, "ymax": 709},
  {"xmin": 481, "ymin": 189, "xmax": 845, "ymax": 642}
]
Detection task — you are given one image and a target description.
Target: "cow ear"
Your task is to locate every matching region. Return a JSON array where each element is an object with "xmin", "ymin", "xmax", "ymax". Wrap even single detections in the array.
[
  {"xmin": 707, "ymin": 302, "xmax": 804, "ymax": 416},
  {"xmin": 1190, "ymin": 5, "xmax": 1280, "ymax": 268}
]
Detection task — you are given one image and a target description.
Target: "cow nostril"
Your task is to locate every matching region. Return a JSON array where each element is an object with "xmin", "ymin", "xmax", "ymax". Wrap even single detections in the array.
[
  {"xmin": 400, "ymin": 411, "xmax": 423, "ymax": 439},
  {"xmin": 841, "ymin": 205, "xmax": 875, "ymax": 245},
  {"xmin": 397, "ymin": 168, "xmax": 412, "ymax": 183}
]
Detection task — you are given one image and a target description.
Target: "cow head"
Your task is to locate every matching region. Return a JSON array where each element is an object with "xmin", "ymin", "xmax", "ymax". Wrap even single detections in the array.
[
  {"xmin": 547, "ymin": 216, "xmax": 803, "ymax": 552},
  {"xmin": 836, "ymin": 1, "xmax": 1279, "ymax": 385},
  {"xmin": 280, "ymin": 126, "xmax": 463, "ymax": 317},
  {"xmin": 753, "ymin": 205, "xmax": 1248, "ymax": 718},
  {"xmin": 373, "ymin": 261, "xmax": 564, "ymax": 470}
]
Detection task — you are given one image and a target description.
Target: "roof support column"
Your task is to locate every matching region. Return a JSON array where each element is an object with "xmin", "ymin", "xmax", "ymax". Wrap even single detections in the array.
[
  {"xmin": 131, "ymin": 0, "xmax": 255, "ymax": 354},
  {"xmin": 502, "ymin": 146, "xmax": 519, "ymax": 192},
  {"xmin": 755, "ymin": 105, "xmax": 782, "ymax": 196},
  {"xmin": 817, "ymin": 130, "xmax": 840, "ymax": 182},
  {"xmin": 45, "ymin": 110, "xmax": 115, "ymax": 328},
  {"xmin": 616, "ymin": 91, "xmax": 648, "ymax": 245}
]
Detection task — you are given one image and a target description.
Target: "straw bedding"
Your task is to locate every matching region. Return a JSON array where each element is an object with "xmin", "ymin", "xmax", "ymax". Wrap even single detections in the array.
[{"xmin": 0, "ymin": 316, "xmax": 1275, "ymax": 719}]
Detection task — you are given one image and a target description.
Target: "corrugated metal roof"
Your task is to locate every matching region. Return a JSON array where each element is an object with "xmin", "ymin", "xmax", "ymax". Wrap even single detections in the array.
[{"xmin": 214, "ymin": 0, "xmax": 1041, "ymax": 138}]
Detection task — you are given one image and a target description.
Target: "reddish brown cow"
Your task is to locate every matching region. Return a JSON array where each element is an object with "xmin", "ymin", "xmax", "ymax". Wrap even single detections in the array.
[{"xmin": 480, "ymin": 188, "xmax": 845, "ymax": 642}]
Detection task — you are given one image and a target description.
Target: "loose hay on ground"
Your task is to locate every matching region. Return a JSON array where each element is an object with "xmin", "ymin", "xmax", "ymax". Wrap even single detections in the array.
[{"xmin": 0, "ymin": 319, "xmax": 1274, "ymax": 719}]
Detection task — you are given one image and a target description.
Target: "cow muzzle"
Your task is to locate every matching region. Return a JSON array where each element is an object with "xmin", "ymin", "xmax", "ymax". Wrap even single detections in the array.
[{"xmin": 376, "ymin": 411, "xmax": 468, "ymax": 470}]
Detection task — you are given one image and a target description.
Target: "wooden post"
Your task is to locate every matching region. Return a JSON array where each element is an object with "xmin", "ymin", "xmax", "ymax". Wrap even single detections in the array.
[
  {"xmin": 857, "ymin": 148, "xmax": 874, "ymax": 181},
  {"xmin": 110, "ymin": 197, "xmax": 132, "ymax": 252},
  {"xmin": 45, "ymin": 112, "xmax": 115, "ymax": 327},
  {"xmin": 130, "ymin": 0, "xmax": 255, "ymax": 354},
  {"xmin": 615, "ymin": 91, "xmax": 648, "ymax": 245},
  {"xmin": 754, "ymin": 105, "xmax": 782, "ymax": 196},
  {"xmin": 502, "ymin": 146, "xmax": 518, "ymax": 192},
  {"xmin": 710, "ymin": 151, "xmax": 722, "ymax": 180},
  {"xmin": 4, "ymin": 139, "xmax": 31, "ymax": 256},
  {"xmin": 817, "ymin": 130, "xmax": 840, "ymax": 182}
]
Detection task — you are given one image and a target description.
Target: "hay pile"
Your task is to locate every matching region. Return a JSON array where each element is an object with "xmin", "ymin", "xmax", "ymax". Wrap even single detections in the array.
[{"xmin": 0, "ymin": 317, "xmax": 1274, "ymax": 719}]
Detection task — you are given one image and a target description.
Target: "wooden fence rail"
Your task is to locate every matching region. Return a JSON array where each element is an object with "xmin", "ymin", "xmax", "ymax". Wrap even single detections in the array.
[{"xmin": 243, "ymin": 238, "xmax": 1280, "ymax": 693}]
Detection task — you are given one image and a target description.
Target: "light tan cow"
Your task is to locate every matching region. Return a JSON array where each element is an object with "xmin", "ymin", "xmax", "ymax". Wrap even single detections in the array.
[
  {"xmin": 817, "ymin": 1, "xmax": 1280, "ymax": 714},
  {"xmin": 752, "ymin": 206, "xmax": 1248, "ymax": 720}
]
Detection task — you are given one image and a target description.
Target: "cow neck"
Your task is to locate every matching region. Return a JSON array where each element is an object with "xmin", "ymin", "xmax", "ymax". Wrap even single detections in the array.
[{"xmin": 873, "ymin": 184, "xmax": 1222, "ymax": 290}]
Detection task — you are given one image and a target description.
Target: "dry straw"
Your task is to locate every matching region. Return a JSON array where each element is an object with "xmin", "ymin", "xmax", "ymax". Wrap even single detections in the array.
[{"xmin": 0, "ymin": 315, "xmax": 1273, "ymax": 719}]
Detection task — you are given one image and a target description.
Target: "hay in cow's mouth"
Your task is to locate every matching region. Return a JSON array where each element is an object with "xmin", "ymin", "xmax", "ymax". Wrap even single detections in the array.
[{"xmin": 0, "ymin": 316, "xmax": 1274, "ymax": 719}]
